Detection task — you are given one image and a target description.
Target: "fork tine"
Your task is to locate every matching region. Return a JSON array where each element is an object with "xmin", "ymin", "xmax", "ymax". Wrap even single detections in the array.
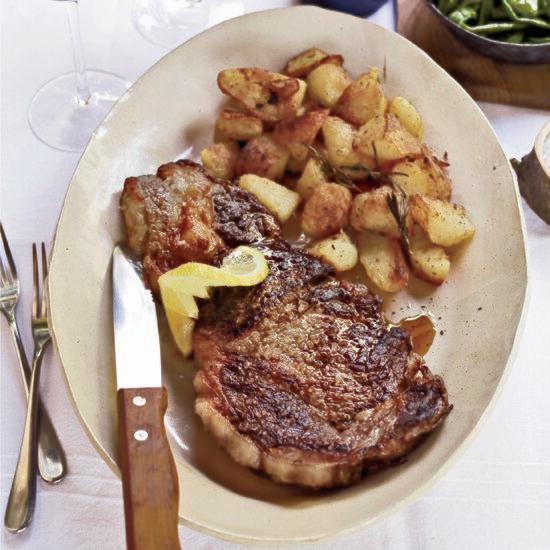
[
  {"xmin": 32, "ymin": 243, "xmax": 39, "ymax": 319},
  {"xmin": 0, "ymin": 222, "xmax": 17, "ymax": 279},
  {"xmin": 41, "ymin": 242, "xmax": 48, "ymax": 316},
  {"xmin": 0, "ymin": 253, "xmax": 7, "ymax": 285}
]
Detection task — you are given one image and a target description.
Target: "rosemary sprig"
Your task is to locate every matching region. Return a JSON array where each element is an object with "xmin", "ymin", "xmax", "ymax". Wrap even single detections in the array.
[
  {"xmin": 306, "ymin": 145, "xmax": 359, "ymax": 190},
  {"xmin": 386, "ymin": 189, "xmax": 412, "ymax": 262},
  {"xmin": 306, "ymin": 144, "xmax": 408, "ymax": 190}
]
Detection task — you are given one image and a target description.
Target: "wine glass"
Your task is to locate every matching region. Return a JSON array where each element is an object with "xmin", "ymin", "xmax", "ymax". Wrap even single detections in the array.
[
  {"xmin": 28, "ymin": 1, "xmax": 130, "ymax": 152},
  {"xmin": 132, "ymin": 0, "xmax": 244, "ymax": 50}
]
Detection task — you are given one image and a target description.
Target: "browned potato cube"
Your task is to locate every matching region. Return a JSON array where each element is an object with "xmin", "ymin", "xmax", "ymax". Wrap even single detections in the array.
[
  {"xmin": 353, "ymin": 114, "xmax": 385, "ymax": 161},
  {"xmin": 388, "ymin": 96, "xmax": 423, "ymax": 139},
  {"xmin": 236, "ymin": 134, "xmax": 289, "ymax": 181},
  {"xmin": 375, "ymin": 114, "xmax": 422, "ymax": 164},
  {"xmin": 284, "ymin": 48, "xmax": 344, "ymax": 78},
  {"xmin": 308, "ymin": 231, "xmax": 358, "ymax": 272},
  {"xmin": 306, "ymin": 64, "xmax": 352, "ymax": 108},
  {"xmin": 350, "ymin": 186, "xmax": 400, "ymax": 238},
  {"xmin": 355, "ymin": 113, "xmax": 421, "ymax": 165},
  {"xmin": 214, "ymin": 109, "xmax": 263, "ymax": 142},
  {"xmin": 218, "ymin": 68, "xmax": 306, "ymax": 122},
  {"xmin": 239, "ymin": 174, "xmax": 301, "ymax": 223},
  {"xmin": 409, "ymin": 194, "xmax": 475, "ymax": 246},
  {"xmin": 301, "ymin": 183, "xmax": 352, "ymax": 238},
  {"xmin": 333, "ymin": 68, "xmax": 387, "ymax": 126},
  {"xmin": 357, "ymin": 232, "xmax": 409, "ymax": 293},
  {"xmin": 391, "ymin": 148, "xmax": 452, "ymax": 201},
  {"xmin": 273, "ymin": 109, "xmax": 329, "ymax": 161},
  {"xmin": 409, "ymin": 224, "xmax": 450, "ymax": 285},
  {"xmin": 322, "ymin": 116, "xmax": 361, "ymax": 168},
  {"xmin": 295, "ymin": 157, "xmax": 329, "ymax": 199},
  {"xmin": 200, "ymin": 142, "xmax": 240, "ymax": 180}
]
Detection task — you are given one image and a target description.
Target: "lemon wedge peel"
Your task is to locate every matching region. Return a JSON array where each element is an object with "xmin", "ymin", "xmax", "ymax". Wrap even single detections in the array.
[{"xmin": 158, "ymin": 246, "xmax": 269, "ymax": 357}]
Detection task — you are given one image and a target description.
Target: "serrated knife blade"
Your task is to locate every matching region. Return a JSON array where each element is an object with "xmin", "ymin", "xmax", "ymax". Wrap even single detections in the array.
[{"xmin": 112, "ymin": 245, "xmax": 161, "ymax": 389}]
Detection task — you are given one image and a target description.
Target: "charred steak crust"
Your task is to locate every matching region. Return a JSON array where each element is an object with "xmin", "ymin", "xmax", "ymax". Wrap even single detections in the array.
[
  {"xmin": 120, "ymin": 160, "xmax": 280, "ymax": 291},
  {"xmin": 120, "ymin": 159, "xmax": 452, "ymax": 489},
  {"xmin": 194, "ymin": 247, "xmax": 451, "ymax": 487}
]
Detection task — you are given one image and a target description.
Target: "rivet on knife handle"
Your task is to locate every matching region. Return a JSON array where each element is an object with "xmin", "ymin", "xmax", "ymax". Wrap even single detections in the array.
[{"xmin": 117, "ymin": 387, "xmax": 180, "ymax": 550}]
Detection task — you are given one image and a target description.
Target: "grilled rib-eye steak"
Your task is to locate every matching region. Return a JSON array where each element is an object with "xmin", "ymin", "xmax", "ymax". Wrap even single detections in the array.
[{"xmin": 121, "ymin": 160, "xmax": 452, "ymax": 488}]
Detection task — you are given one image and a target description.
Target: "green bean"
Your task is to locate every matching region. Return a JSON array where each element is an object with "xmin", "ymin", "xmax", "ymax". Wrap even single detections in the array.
[
  {"xmin": 508, "ymin": 0, "xmax": 538, "ymax": 17},
  {"xmin": 433, "ymin": 0, "xmax": 550, "ymax": 43},
  {"xmin": 479, "ymin": 0, "xmax": 495, "ymax": 23},
  {"xmin": 540, "ymin": 0, "xmax": 550, "ymax": 17},
  {"xmin": 501, "ymin": 30, "xmax": 526, "ymax": 40},
  {"xmin": 439, "ymin": 0, "xmax": 461, "ymax": 14},
  {"xmin": 491, "ymin": 5, "xmax": 508, "ymax": 16},
  {"xmin": 502, "ymin": 0, "xmax": 550, "ymax": 28},
  {"xmin": 450, "ymin": 6, "xmax": 479, "ymax": 25},
  {"xmin": 466, "ymin": 21, "xmax": 529, "ymax": 32}
]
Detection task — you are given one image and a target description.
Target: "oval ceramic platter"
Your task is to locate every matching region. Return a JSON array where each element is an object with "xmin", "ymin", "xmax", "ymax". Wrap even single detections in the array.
[{"xmin": 48, "ymin": 6, "xmax": 527, "ymax": 544}]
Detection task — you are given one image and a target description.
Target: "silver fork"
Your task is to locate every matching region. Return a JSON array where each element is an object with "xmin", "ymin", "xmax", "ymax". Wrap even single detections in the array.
[
  {"xmin": 0, "ymin": 225, "xmax": 66, "ymax": 486},
  {"xmin": 4, "ymin": 243, "xmax": 61, "ymax": 533}
]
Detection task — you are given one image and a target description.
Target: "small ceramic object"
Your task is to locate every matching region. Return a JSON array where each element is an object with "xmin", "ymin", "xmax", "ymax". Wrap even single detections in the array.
[{"xmin": 512, "ymin": 121, "xmax": 550, "ymax": 224}]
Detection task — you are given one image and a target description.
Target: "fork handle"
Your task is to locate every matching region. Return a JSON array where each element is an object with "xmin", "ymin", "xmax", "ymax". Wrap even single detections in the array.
[
  {"xmin": 4, "ymin": 347, "xmax": 44, "ymax": 533},
  {"xmin": 7, "ymin": 316, "xmax": 66, "ymax": 483}
]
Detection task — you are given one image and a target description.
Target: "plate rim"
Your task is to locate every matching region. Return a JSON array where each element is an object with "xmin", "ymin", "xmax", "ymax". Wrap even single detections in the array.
[{"xmin": 47, "ymin": 5, "xmax": 530, "ymax": 544}]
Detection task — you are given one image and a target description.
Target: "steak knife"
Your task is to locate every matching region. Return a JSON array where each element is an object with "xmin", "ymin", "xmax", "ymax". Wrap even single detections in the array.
[{"xmin": 112, "ymin": 245, "xmax": 180, "ymax": 550}]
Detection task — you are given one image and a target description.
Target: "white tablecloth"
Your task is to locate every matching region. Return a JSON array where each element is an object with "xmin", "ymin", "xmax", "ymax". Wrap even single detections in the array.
[{"xmin": 1, "ymin": 1, "xmax": 549, "ymax": 548}]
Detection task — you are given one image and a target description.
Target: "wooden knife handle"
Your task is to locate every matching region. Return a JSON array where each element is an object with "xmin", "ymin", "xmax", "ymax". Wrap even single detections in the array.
[{"xmin": 117, "ymin": 387, "xmax": 180, "ymax": 550}]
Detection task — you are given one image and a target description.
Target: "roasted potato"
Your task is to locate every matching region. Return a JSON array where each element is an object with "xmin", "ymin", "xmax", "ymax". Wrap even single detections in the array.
[
  {"xmin": 200, "ymin": 141, "xmax": 240, "ymax": 180},
  {"xmin": 295, "ymin": 157, "xmax": 329, "ymax": 199},
  {"xmin": 284, "ymin": 48, "xmax": 344, "ymax": 78},
  {"xmin": 350, "ymin": 186, "xmax": 400, "ymax": 238},
  {"xmin": 374, "ymin": 114, "xmax": 422, "ymax": 164},
  {"xmin": 355, "ymin": 113, "xmax": 421, "ymax": 165},
  {"xmin": 388, "ymin": 96, "xmax": 423, "ymax": 139},
  {"xmin": 214, "ymin": 109, "xmax": 263, "ymax": 142},
  {"xmin": 357, "ymin": 232, "xmax": 409, "ymax": 293},
  {"xmin": 333, "ymin": 68, "xmax": 387, "ymax": 126},
  {"xmin": 353, "ymin": 114, "xmax": 385, "ymax": 164},
  {"xmin": 391, "ymin": 149, "xmax": 452, "ymax": 200},
  {"xmin": 409, "ymin": 194, "xmax": 475, "ymax": 247},
  {"xmin": 322, "ymin": 116, "xmax": 362, "ymax": 168},
  {"xmin": 408, "ymin": 224, "xmax": 450, "ymax": 285},
  {"xmin": 218, "ymin": 68, "xmax": 306, "ymax": 122},
  {"xmin": 236, "ymin": 134, "xmax": 289, "ymax": 181},
  {"xmin": 306, "ymin": 64, "xmax": 352, "ymax": 108},
  {"xmin": 301, "ymin": 182, "xmax": 352, "ymax": 238},
  {"xmin": 273, "ymin": 109, "xmax": 329, "ymax": 161},
  {"xmin": 239, "ymin": 174, "xmax": 300, "ymax": 223},
  {"xmin": 308, "ymin": 231, "xmax": 358, "ymax": 272}
]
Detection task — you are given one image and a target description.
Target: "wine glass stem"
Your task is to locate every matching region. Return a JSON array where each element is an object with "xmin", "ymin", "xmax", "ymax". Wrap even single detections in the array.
[{"xmin": 65, "ymin": 0, "xmax": 91, "ymax": 106}]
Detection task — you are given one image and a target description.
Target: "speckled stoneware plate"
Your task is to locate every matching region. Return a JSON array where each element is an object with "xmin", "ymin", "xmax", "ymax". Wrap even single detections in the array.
[{"xmin": 48, "ymin": 6, "xmax": 528, "ymax": 544}]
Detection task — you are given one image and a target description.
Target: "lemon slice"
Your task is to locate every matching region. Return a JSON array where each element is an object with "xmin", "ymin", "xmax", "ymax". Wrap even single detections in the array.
[
  {"xmin": 164, "ymin": 308, "xmax": 195, "ymax": 358},
  {"xmin": 159, "ymin": 246, "xmax": 268, "ymax": 357}
]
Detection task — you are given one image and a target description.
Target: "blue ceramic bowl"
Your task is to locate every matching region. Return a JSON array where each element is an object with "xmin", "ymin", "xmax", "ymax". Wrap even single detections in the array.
[{"xmin": 315, "ymin": 0, "xmax": 388, "ymax": 17}]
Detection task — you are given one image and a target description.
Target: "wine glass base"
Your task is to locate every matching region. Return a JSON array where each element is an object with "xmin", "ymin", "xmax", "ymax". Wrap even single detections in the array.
[
  {"xmin": 132, "ymin": 0, "xmax": 210, "ymax": 49},
  {"xmin": 28, "ymin": 71, "xmax": 130, "ymax": 153}
]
